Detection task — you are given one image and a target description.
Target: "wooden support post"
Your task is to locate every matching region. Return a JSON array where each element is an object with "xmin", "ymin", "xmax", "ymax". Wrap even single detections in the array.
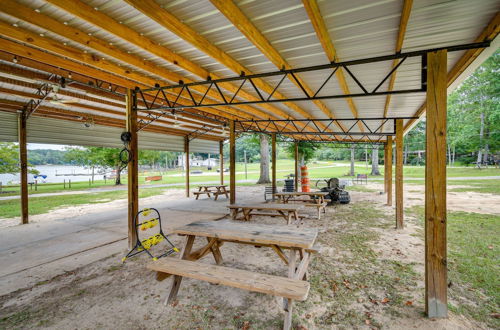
[
  {"xmin": 18, "ymin": 111, "xmax": 28, "ymax": 224},
  {"xmin": 219, "ymin": 140, "xmax": 224, "ymax": 185},
  {"xmin": 126, "ymin": 89, "xmax": 138, "ymax": 250},
  {"xmin": 271, "ymin": 133, "xmax": 277, "ymax": 194},
  {"xmin": 229, "ymin": 120, "xmax": 236, "ymax": 204},
  {"xmin": 185, "ymin": 136, "xmax": 190, "ymax": 197},
  {"xmin": 395, "ymin": 120, "xmax": 403, "ymax": 228},
  {"xmin": 386, "ymin": 136, "xmax": 393, "ymax": 206},
  {"xmin": 294, "ymin": 141, "xmax": 299, "ymax": 192},
  {"xmin": 425, "ymin": 49, "xmax": 448, "ymax": 318}
]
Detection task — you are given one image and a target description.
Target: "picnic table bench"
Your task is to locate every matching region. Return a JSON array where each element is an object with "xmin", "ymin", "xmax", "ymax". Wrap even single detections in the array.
[
  {"xmin": 274, "ymin": 191, "xmax": 329, "ymax": 219},
  {"xmin": 193, "ymin": 185, "xmax": 229, "ymax": 200},
  {"xmin": 148, "ymin": 220, "xmax": 319, "ymax": 330},
  {"xmin": 227, "ymin": 203, "xmax": 305, "ymax": 225}
]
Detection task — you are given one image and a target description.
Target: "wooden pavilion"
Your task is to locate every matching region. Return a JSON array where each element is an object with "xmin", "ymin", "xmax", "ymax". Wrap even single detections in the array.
[{"xmin": 0, "ymin": 0, "xmax": 498, "ymax": 319}]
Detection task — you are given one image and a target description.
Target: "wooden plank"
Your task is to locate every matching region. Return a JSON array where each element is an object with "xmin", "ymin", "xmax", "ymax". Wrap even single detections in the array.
[
  {"xmin": 228, "ymin": 204, "xmax": 304, "ymax": 211},
  {"xmin": 219, "ymin": 140, "xmax": 224, "ymax": 185},
  {"xmin": 284, "ymin": 249, "xmax": 298, "ymax": 329},
  {"xmin": 166, "ymin": 235, "xmax": 195, "ymax": 305},
  {"xmin": 229, "ymin": 120, "xmax": 236, "ymax": 204},
  {"xmin": 208, "ymin": 238, "xmax": 223, "ymax": 265},
  {"xmin": 383, "ymin": 0, "xmax": 413, "ymax": 119},
  {"xmin": 172, "ymin": 220, "xmax": 318, "ymax": 249},
  {"xmin": 386, "ymin": 136, "xmax": 393, "ymax": 206},
  {"xmin": 148, "ymin": 257, "xmax": 309, "ymax": 301},
  {"xmin": 272, "ymin": 133, "xmax": 277, "ymax": 194},
  {"xmin": 425, "ymin": 49, "xmax": 448, "ymax": 318},
  {"xmin": 404, "ymin": 13, "xmax": 500, "ymax": 132},
  {"xmin": 301, "ymin": 0, "xmax": 364, "ymax": 132},
  {"xmin": 126, "ymin": 89, "xmax": 138, "ymax": 249},
  {"xmin": 271, "ymin": 245, "xmax": 289, "ymax": 265},
  {"xmin": 185, "ymin": 136, "xmax": 190, "ymax": 198},
  {"xmin": 395, "ymin": 120, "xmax": 403, "ymax": 228},
  {"xmin": 43, "ymin": 0, "xmax": 294, "ymax": 125},
  {"xmin": 18, "ymin": 112, "xmax": 28, "ymax": 225},
  {"xmin": 122, "ymin": 0, "xmax": 331, "ymax": 133}
]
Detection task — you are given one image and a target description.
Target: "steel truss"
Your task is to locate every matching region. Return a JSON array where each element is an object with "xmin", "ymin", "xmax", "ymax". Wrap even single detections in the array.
[
  {"xmin": 235, "ymin": 117, "xmax": 415, "ymax": 143},
  {"xmin": 23, "ymin": 82, "xmax": 52, "ymax": 118},
  {"xmin": 136, "ymin": 42, "xmax": 489, "ymax": 111},
  {"xmin": 278, "ymin": 138, "xmax": 385, "ymax": 149}
]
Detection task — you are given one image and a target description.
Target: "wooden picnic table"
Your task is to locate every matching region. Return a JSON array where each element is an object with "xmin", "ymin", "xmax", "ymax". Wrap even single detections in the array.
[
  {"xmin": 274, "ymin": 191, "xmax": 329, "ymax": 219},
  {"xmin": 193, "ymin": 185, "xmax": 229, "ymax": 200},
  {"xmin": 148, "ymin": 220, "xmax": 319, "ymax": 330},
  {"xmin": 227, "ymin": 203, "xmax": 305, "ymax": 224}
]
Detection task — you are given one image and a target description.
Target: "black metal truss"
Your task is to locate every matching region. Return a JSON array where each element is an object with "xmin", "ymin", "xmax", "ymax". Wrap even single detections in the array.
[
  {"xmin": 278, "ymin": 137, "xmax": 385, "ymax": 149},
  {"xmin": 133, "ymin": 88, "xmax": 228, "ymax": 132},
  {"xmin": 23, "ymin": 82, "xmax": 52, "ymax": 118},
  {"xmin": 137, "ymin": 42, "xmax": 489, "ymax": 111}
]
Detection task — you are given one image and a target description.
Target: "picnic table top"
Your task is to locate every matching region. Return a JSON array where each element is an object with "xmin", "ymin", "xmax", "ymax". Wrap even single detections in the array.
[
  {"xmin": 197, "ymin": 184, "xmax": 228, "ymax": 188},
  {"xmin": 227, "ymin": 203, "xmax": 304, "ymax": 211},
  {"xmin": 274, "ymin": 191, "xmax": 329, "ymax": 196},
  {"xmin": 172, "ymin": 220, "xmax": 318, "ymax": 249}
]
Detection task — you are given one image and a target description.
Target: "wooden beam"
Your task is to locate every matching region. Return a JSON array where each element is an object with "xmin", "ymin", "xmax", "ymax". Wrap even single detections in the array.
[
  {"xmin": 126, "ymin": 89, "xmax": 138, "ymax": 250},
  {"xmin": 383, "ymin": 0, "xmax": 413, "ymax": 120},
  {"xmin": 404, "ymin": 12, "xmax": 500, "ymax": 131},
  {"xmin": 395, "ymin": 120, "xmax": 403, "ymax": 228},
  {"xmin": 18, "ymin": 111, "xmax": 28, "ymax": 224},
  {"xmin": 301, "ymin": 0, "xmax": 364, "ymax": 131},
  {"xmin": 123, "ymin": 0, "xmax": 330, "ymax": 132},
  {"xmin": 45, "ymin": 0, "xmax": 309, "ymax": 128},
  {"xmin": 219, "ymin": 140, "xmax": 224, "ymax": 185},
  {"xmin": 425, "ymin": 49, "xmax": 448, "ymax": 318},
  {"xmin": 271, "ymin": 133, "xmax": 277, "ymax": 194},
  {"xmin": 294, "ymin": 142, "xmax": 299, "ymax": 192},
  {"xmin": 209, "ymin": 0, "xmax": 339, "ymax": 125},
  {"xmin": 0, "ymin": 22, "xmax": 252, "ymax": 123},
  {"xmin": 185, "ymin": 136, "xmax": 190, "ymax": 198},
  {"xmin": 386, "ymin": 136, "xmax": 393, "ymax": 206},
  {"xmin": 229, "ymin": 120, "xmax": 236, "ymax": 204}
]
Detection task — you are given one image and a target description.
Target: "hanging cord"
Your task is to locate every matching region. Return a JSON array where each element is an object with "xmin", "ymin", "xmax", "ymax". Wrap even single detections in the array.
[{"xmin": 119, "ymin": 132, "xmax": 132, "ymax": 170}]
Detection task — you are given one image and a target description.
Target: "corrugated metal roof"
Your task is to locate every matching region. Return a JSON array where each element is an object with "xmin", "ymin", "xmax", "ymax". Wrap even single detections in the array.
[{"xmin": 0, "ymin": 0, "xmax": 498, "ymax": 143}]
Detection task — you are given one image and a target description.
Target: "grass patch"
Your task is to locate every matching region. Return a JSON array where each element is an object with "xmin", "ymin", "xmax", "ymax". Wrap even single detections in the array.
[
  {"xmin": 407, "ymin": 206, "xmax": 499, "ymax": 328},
  {"xmin": 0, "ymin": 187, "xmax": 168, "ymax": 219},
  {"xmin": 448, "ymin": 179, "xmax": 500, "ymax": 195},
  {"xmin": 346, "ymin": 185, "xmax": 380, "ymax": 193}
]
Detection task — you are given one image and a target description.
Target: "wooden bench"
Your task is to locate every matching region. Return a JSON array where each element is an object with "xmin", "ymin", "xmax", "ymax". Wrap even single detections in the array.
[
  {"xmin": 148, "ymin": 258, "xmax": 310, "ymax": 301},
  {"xmin": 274, "ymin": 192, "xmax": 329, "ymax": 219},
  {"xmin": 193, "ymin": 190, "xmax": 211, "ymax": 199},
  {"xmin": 228, "ymin": 203, "xmax": 305, "ymax": 225}
]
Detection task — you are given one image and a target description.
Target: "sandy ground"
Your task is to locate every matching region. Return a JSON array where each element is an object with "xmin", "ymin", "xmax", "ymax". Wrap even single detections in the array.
[{"xmin": 0, "ymin": 183, "xmax": 498, "ymax": 329}]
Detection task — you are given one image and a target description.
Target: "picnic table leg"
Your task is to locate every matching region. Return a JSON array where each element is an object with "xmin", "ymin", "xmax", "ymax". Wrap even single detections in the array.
[
  {"xmin": 214, "ymin": 189, "xmax": 219, "ymax": 201},
  {"xmin": 165, "ymin": 235, "xmax": 195, "ymax": 305},
  {"xmin": 283, "ymin": 249, "xmax": 297, "ymax": 330},
  {"xmin": 206, "ymin": 238, "xmax": 224, "ymax": 265},
  {"xmin": 204, "ymin": 187, "xmax": 212, "ymax": 199},
  {"xmin": 243, "ymin": 209, "xmax": 252, "ymax": 221}
]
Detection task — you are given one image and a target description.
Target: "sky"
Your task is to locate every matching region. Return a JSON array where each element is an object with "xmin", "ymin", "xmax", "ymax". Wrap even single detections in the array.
[{"xmin": 28, "ymin": 143, "xmax": 68, "ymax": 150}]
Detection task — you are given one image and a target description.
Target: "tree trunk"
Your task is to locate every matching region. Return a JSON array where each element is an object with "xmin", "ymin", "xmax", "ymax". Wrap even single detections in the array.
[
  {"xmin": 404, "ymin": 143, "xmax": 408, "ymax": 165},
  {"xmin": 349, "ymin": 146, "xmax": 355, "ymax": 176},
  {"xmin": 371, "ymin": 145, "xmax": 380, "ymax": 175},
  {"xmin": 476, "ymin": 112, "xmax": 484, "ymax": 167},
  {"xmin": 256, "ymin": 134, "xmax": 271, "ymax": 184},
  {"xmin": 483, "ymin": 143, "xmax": 489, "ymax": 166},
  {"xmin": 115, "ymin": 165, "xmax": 122, "ymax": 185}
]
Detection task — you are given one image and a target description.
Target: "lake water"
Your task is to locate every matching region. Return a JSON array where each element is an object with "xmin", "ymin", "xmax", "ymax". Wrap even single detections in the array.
[{"xmin": 0, "ymin": 165, "xmax": 107, "ymax": 184}]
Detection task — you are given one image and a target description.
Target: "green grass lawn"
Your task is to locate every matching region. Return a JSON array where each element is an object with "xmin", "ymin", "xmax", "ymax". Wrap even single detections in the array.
[
  {"xmin": 407, "ymin": 206, "xmax": 499, "ymax": 328},
  {"xmin": 448, "ymin": 179, "xmax": 500, "ymax": 195}
]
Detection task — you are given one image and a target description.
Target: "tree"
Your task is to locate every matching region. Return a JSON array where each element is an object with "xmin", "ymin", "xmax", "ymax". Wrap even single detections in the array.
[
  {"xmin": 256, "ymin": 134, "xmax": 270, "ymax": 184},
  {"xmin": 370, "ymin": 145, "xmax": 380, "ymax": 175},
  {"xmin": 65, "ymin": 146, "xmax": 125, "ymax": 185},
  {"xmin": 348, "ymin": 145, "xmax": 355, "ymax": 176},
  {"xmin": 0, "ymin": 142, "xmax": 38, "ymax": 175}
]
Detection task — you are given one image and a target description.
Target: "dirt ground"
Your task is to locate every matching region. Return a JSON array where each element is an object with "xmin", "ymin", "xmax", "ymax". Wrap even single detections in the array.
[{"xmin": 0, "ymin": 183, "xmax": 497, "ymax": 329}]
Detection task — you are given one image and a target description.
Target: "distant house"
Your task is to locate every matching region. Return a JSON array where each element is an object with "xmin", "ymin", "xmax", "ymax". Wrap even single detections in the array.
[{"xmin": 177, "ymin": 155, "xmax": 219, "ymax": 168}]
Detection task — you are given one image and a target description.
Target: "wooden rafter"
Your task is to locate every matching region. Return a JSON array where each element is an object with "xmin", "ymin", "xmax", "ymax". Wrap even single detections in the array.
[
  {"xmin": 209, "ymin": 0, "xmax": 341, "ymax": 128},
  {"xmin": 404, "ymin": 12, "xmax": 500, "ymax": 131},
  {"xmin": 382, "ymin": 0, "xmax": 413, "ymax": 121},
  {"xmin": 44, "ymin": 0, "xmax": 315, "ymax": 130},
  {"xmin": 122, "ymin": 0, "xmax": 333, "ymax": 133},
  {"xmin": 301, "ymin": 0, "xmax": 364, "ymax": 131}
]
